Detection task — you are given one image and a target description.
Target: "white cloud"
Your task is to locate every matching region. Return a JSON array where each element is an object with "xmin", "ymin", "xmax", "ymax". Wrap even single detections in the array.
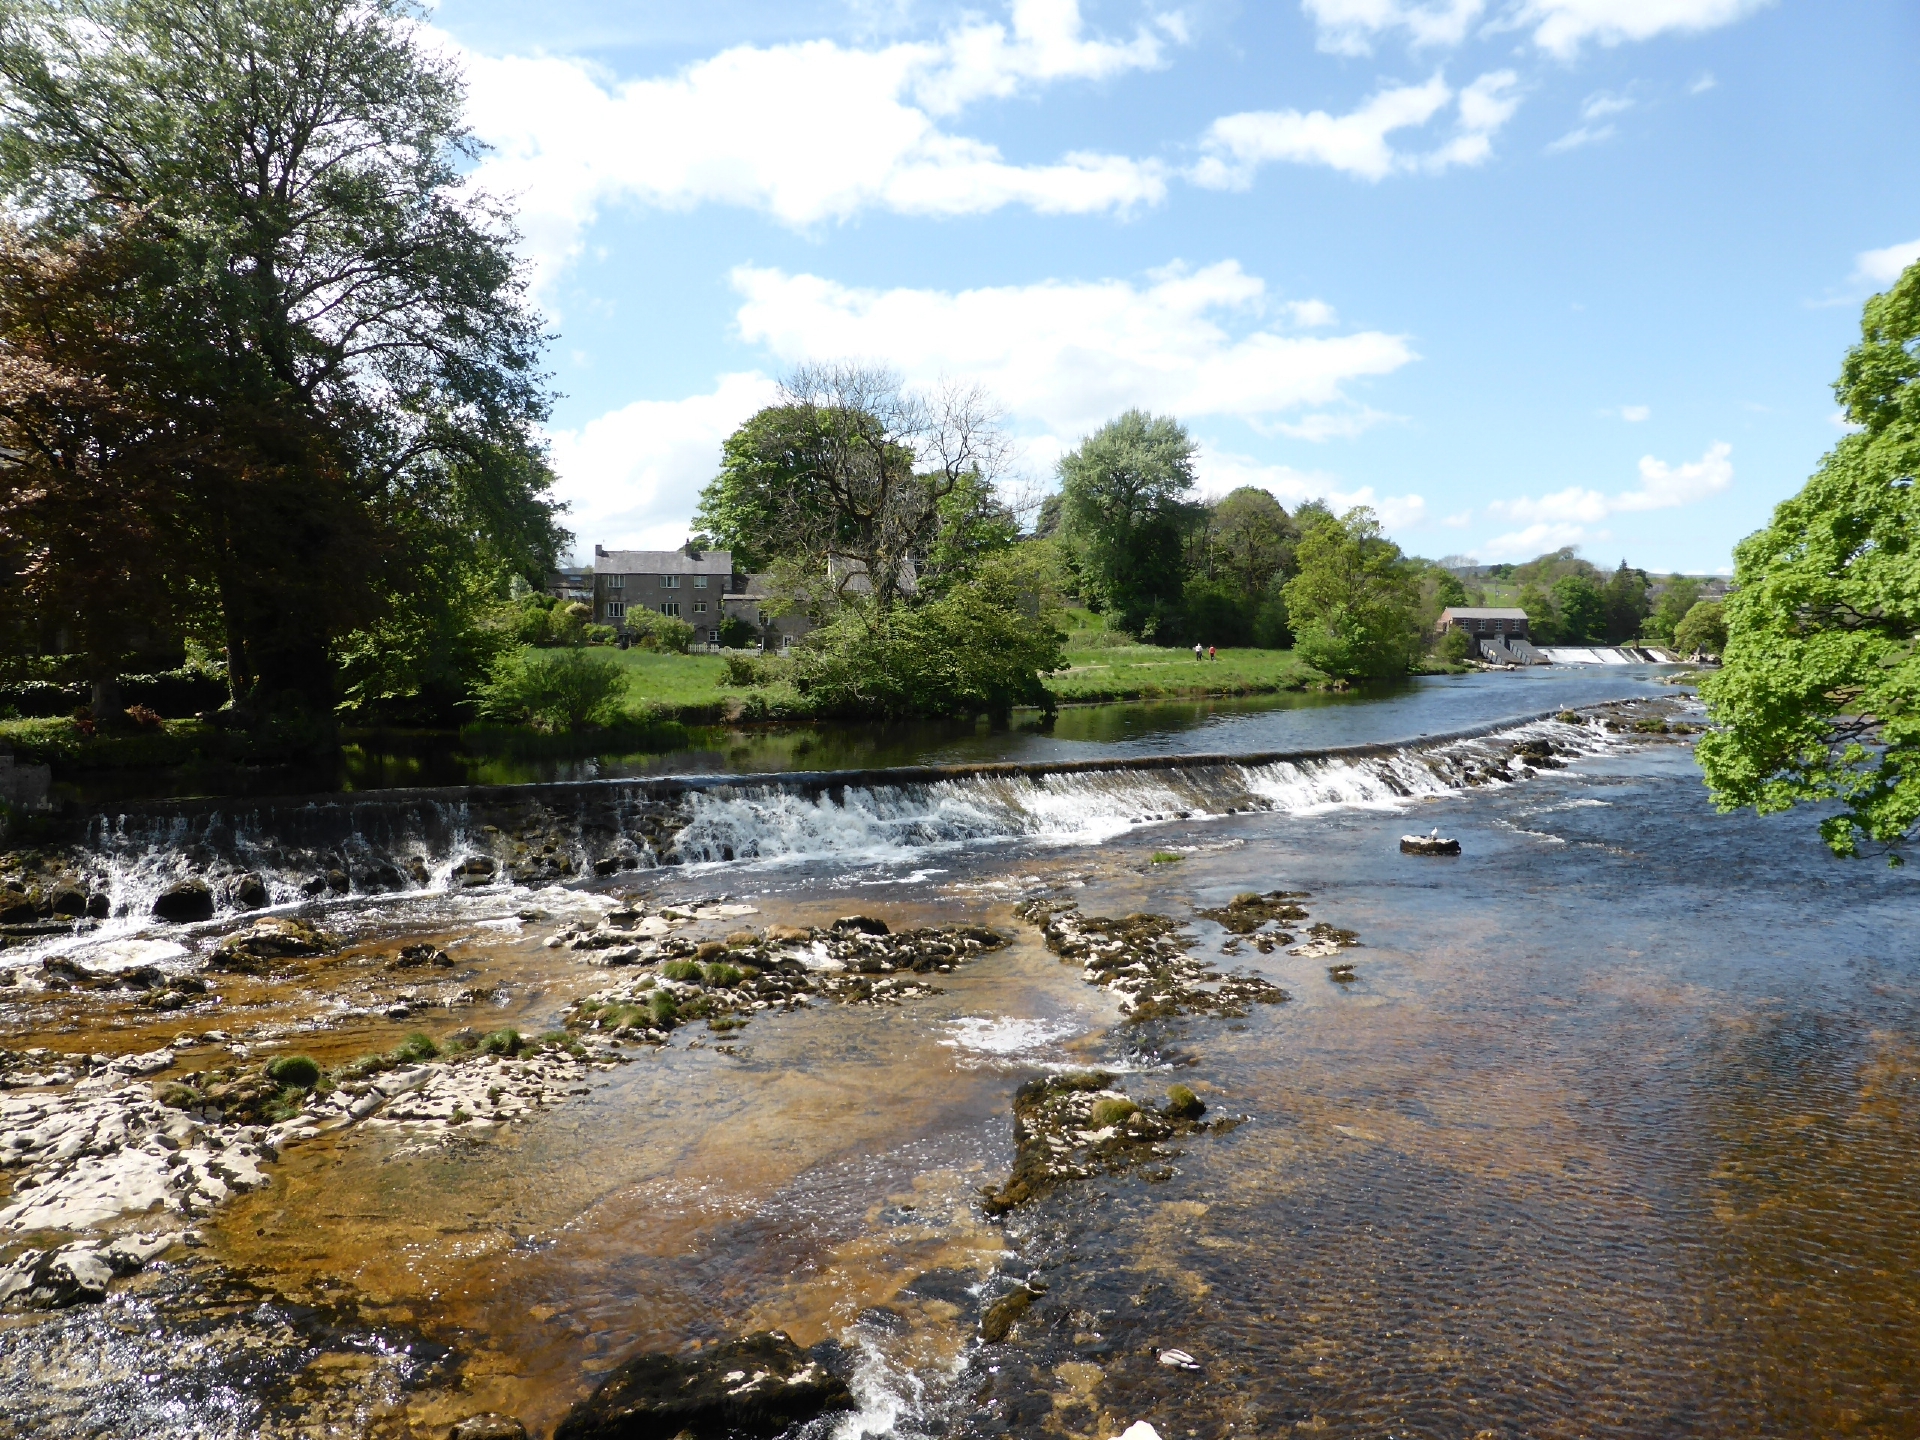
[
  {"xmin": 1689, "ymin": 70, "xmax": 1717, "ymax": 93},
  {"xmin": 443, "ymin": 1, "xmax": 1175, "ymax": 292},
  {"xmin": 1301, "ymin": 0, "xmax": 1487, "ymax": 56},
  {"xmin": 547, "ymin": 372, "xmax": 780, "ymax": 555},
  {"xmin": 1301, "ymin": 0, "xmax": 1769, "ymax": 57},
  {"xmin": 1191, "ymin": 70, "xmax": 1519, "ymax": 186},
  {"xmin": 1618, "ymin": 404, "xmax": 1650, "ymax": 421},
  {"xmin": 1286, "ymin": 299, "xmax": 1341, "ymax": 327},
  {"xmin": 1855, "ymin": 238, "xmax": 1920, "ymax": 287},
  {"xmin": 729, "ymin": 260, "xmax": 1418, "ymax": 438},
  {"xmin": 1547, "ymin": 87, "xmax": 1634, "ymax": 151},
  {"xmin": 1479, "ymin": 440, "xmax": 1731, "ymax": 556},
  {"xmin": 1199, "ymin": 448, "xmax": 1430, "ymax": 530},
  {"xmin": 1519, "ymin": 0, "xmax": 1772, "ymax": 58}
]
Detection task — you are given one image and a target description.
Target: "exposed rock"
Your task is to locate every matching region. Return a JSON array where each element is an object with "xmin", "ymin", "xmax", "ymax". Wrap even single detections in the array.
[
  {"xmin": 980, "ymin": 1284, "xmax": 1034, "ymax": 1341},
  {"xmin": 553, "ymin": 1330, "xmax": 854, "ymax": 1440},
  {"xmin": 1289, "ymin": 922, "xmax": 1361, "ymax": 960},
  {"xmin": 980, "ymin": 1071, "xmax": 1225, "ymax": 1216},
  {"xmin": 1016, "ymin": 900, "xmax": 1288, "ymax": 1021},
  {"xmin": 1193, "ymin": 890, "xmax": 1308, "ymax": 935},
  {"xmin": 392, "ymin": 943, "xmax": 453, "ymax": 969},
  {"xmin": 206, "ymin": 916, "xmax": 334, "ymax": 974},
  {"xmin": 221, "ymin": 873, "xmax": 269, "ymax": 910},
  {"xmin": 832, "ymin": 914, "xmax": 890, "ymax": 936},
  {"xmin": 152, "ymin": 881, "xmax": 214, "ymax": 923},
  {"xmin": 49, "ymin": 885, "xmax": 86, "ymax": 917},
  {"xmin": 1400, "ymin": 831, "xmax": 1461, "ymax": 856}
]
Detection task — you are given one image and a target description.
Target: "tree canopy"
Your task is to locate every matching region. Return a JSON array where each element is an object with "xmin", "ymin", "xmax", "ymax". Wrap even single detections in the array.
[
  {"xmin": 1282, "ymin": 507, "xmax": 1423, "ymax": 678},
  {"xmin": 1056, "ymin": 409, "xmax": 1201, "ymax": 636},
  {"xmin": 1699, "ymin": 257, "xmax": 1920, "ymax": 860},
  {"xmin": 0, "ymin": 0, "xmax": 561, "ymax": 718}
]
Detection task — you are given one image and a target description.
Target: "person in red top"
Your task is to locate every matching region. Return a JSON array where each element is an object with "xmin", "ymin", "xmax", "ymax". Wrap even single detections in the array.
[{"xmin": 1208, "ymin": 645, "xmax": 1216, "ymax": 662}]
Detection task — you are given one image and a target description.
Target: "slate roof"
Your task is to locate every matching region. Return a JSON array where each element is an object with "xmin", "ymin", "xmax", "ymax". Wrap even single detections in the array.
[
  {"xmin": 592, "ymin": 548, "xmax": 735, "ymax": 576},
  {"xmin": 1439, "ymin": 607, "xmax": 1529, "ymax": 620}
]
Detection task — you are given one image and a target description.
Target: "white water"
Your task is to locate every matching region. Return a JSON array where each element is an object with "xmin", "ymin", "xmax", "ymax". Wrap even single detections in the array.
[{"xmin": 16, "ymin": 717, "xmax": 1627, "ymax": 974}]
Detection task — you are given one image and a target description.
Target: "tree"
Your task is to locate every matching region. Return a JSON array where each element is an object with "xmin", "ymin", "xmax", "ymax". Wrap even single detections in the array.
[
  {"xmin": 694, "ymin": 364, "xmax": 1010, "ymax": 608},
  {"xmin": 475, "ymin": 646, "xmax": 625, "ymax": 731},
  {"xmin": 1644, "ymin": 575, "xmax": 1704, "ymax": 643},
  {"xmin": 1551, "ymin": 573, "xmax": 1606, "ymax": 642},
  {"xmin": 1698, "ymin": 258, "xmax": 1920, "ymax": 860},
  {"xmin": 1281, "ymin": 507, "xmax": 1422, "ymax": 678},
  {"xmin": 1057, "ymin": 409, "xmax": 1202, "ymax": 636},
  {"xmin": 1202, "ymin": 486, "xmax": 1299, "ymax": 597},
  {"xmin": 1601, "ymin": 560, "xmax": 1652, "ymax": 642},
  {"xmin": 0, "ymin": 0, "xmax": 562, "ymax": 718},
  {"xmin": 1517, "ymin": 582, "xmax": 1561, "ymax": 643},
  {"xmin": 1672, "ymin": 599, "xmax": 1727, "ymax": 658}
]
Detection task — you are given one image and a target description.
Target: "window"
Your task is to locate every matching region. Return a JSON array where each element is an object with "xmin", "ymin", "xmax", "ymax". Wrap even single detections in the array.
[
  {"xmin": 693, "ymin": 575, "xmax": 708, "ymax": 589},
  {"xmin": 659, "ymin": 575, "xmax": 679, "ymax": 589},
  {"xmin": 660, "ymin": 602, "xmax": 680, "ymax": 617},
  {"xmin": 693, "ymin": 600, "xmax": 706, "ymax": 614},
  {"xmin": 606, "ymin": 601, "xmax": 625, "ymax": 619},
  {"xmin": 780, "ymin": 632, "xmax": 793, "ymax": 651},
  {"xmin": 606, "ymin": 574, "xmax": 624, "ymax": 589}
]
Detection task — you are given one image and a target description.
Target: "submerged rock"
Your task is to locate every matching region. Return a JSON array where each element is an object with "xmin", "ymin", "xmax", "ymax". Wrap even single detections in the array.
[
  {"xmin": 1017, "ymin": 899, "xmax": 1288, "ymax": 1021},
  {"xmin": 1192, "ymin": 890, "xmax": 1309, "ymax": 935},
  {"xmin": 553, "ymin": 1330, "xmax": 854, "ymax": 1440}
]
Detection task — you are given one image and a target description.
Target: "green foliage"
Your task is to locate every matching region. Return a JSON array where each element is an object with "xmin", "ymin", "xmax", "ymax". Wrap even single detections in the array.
[
  {"xmin": 660, "ymin": 959, "xmax": 703, "ymax": 983},
  {"xmin": 478, "ymin": 1027, "xmax": 523, "ymax": 1056},
  {"xmin": 1439, "ymin": 625, "xmax": 1473, "ymax": 663},
  {"xmin": 1699, "ymin": 257, "xmax": 1920, "ymax": 861},
  {"xmin": 475, "ymin": 647, "xmax": 625, "ymax": 731},
  {"xmin": 1644, "ymin": 576, "xmax": 1704, "ymax": 643},
  {"xmin": 1673, "ymin": 599, "xmax": 1727, "ymax": 657},
  {"xmin": 694, "ymin": 404, "xmax": 843, "ymax": 572},
  {"xmin": 265, "ymin": 1055, "xmax": 321, "ymax": 1089},
  {"xmin": 0, "ymin": 0, "xmax": 562, "ymax": 716},
  {"xmin": 1180, "ymin": 576, "xmax": 1252, "ymax": 646},
  {"xmin": 1199, "ymin": 486, "xmax": 1299, "ymax": 600},
  {"xmin": 717, "ymin": 614, "xmax": 759, "ymax": 649},
  {"xmin": 701, "ymin": 962, "xmax": 744, "ymax": 987},
  {"xmin": 1281, "ymin": 508, "xmax": 1423, "ymax": 678},
  {"xmin": 1058, "ymin": 410, "xmax": 1203, "ymax": 634},
  {"xmin": 922, "ymin": 468, "xmax": 1020, "ymax": 594},
  {"xmin": 1516, "ymin": 582, "xmax": 1560, "ymax": 643},
  {"xmin": 786, "ymin": 576, "xmax": 1067, "ymax": 722},
  {"xmin": 394, "ymin": 1032, "xmax": 439, "ymax": 1064},
  {"xmin": 621, "ymin": 608, "xmax": 695, "ymax": 654},
  {"xmin": 1551, "ymin": 573, "xmax": 1606, "ymax": 642},
  {"xmin": 1250, "ymin": 576, "xmax": 1292, "ymax": 649},
  {"xmin": 1600, "ymin": 561, "xmax": 1653, "ymax": 642}
]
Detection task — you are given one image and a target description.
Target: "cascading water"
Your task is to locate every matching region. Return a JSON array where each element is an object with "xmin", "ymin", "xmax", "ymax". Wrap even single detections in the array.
[{"xmin": 26, "ymin": 709, "xmax": 1628, "ymax": 963}]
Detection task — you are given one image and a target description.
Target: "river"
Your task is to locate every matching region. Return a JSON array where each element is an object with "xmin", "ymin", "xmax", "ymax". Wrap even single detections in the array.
[{"xmin": 3, "ymin": 672, "xmax": 1917, "ymax": 1439}]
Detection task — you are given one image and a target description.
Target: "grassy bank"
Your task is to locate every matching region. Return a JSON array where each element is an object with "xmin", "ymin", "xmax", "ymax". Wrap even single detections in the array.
[{"xmin": 1047, "ymin": 644, "xmax": 1321, "ymax": 704}]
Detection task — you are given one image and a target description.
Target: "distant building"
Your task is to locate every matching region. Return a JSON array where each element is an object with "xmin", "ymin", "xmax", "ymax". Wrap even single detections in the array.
[
  {"xmin": 1437, "ymin": 607, "xmax": 1530, "ymax": 641},
  {"xmin": 592, "ymin": 543, "xmax": 745, "ymax": 646},
  {"xmin": 544, "ymin": 567, "xmax": 593, "ymax": 604}
]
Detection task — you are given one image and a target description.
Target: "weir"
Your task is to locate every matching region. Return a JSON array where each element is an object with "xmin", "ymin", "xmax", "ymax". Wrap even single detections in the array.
[{"xmin": 27, "ymin": 706, "xmax": 1627, "ymax": 940}]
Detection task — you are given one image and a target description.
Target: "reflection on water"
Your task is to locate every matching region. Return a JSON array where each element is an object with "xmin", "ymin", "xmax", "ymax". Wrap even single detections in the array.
[{"xmin": 11, "ymin": 709, "xmax": 1920, "ymax": 1439}]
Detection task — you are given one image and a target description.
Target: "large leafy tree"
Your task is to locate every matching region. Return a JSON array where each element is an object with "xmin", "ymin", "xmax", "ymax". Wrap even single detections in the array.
[
  {"xmin": 1699, "ymin": 259, "xmax": 1920, "ymax": 860},
  {"xmin": 1057, "ymin": 409, "xmax": 1202, "ymax": 636},
  {"xmin": 694, "ymin": 364, "xmax": 1008, "ymax": 607},
  {"xmin": 1282, "ymin": 506, "xmax": 1422, "ymax": 678},
  {"xmin": 0, "ymin": 0, "xmax": 561, "ymax": 717}
]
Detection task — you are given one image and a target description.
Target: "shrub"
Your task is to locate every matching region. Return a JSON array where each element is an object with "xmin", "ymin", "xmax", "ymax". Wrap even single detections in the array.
[
  {"xmin": 717, "ymin": 614, "xmax": 759, "ymax": 648},
  {"xmin": 701, "ymin": 961, "xmax": 743, "ymax": 987},
  {"xmin": 475, "ymin": 647, "xmax": 626, "ymax": 731},
  {"xmin": 394, "ymin": 1031, "xmax": 439, "ymax": 1063},
  {"xmin": 547, "ymin": 601, "xmax": 592, "ymax": 646},
  {"xmin": 624, "ymin": 609, "xmax": 695, "ymax": 653},
  {"xmin": 1089, "ymin": 1096, "xmax": 1138, "ymax": 1129},
  {"xmin": 648, "ymin": 990, "xmax": 680, "ymax": 1025},
  {"xmin": 479, "ymin": 1027, "xmax": 522, "ymax": 1055},
  {"xmin": 660, "ymin": 959, "xmax": 702, "ymax": 983},
  {"xmin": 265, "ymin": 1054, "xmax": 321, "ymax": 1089},
  {"xmin": 123, "ymin": 703, "xmax": 166, "ymax": 730},
  {"xmin": 1438, "ymin": 626, "xmax": 1472, "ymax": 663}
]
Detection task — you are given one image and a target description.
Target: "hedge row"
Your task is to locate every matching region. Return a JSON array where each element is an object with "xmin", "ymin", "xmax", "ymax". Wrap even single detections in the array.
[{"xmin": 0, "ymin": 668, "xmax": 228, "ymax": 719}]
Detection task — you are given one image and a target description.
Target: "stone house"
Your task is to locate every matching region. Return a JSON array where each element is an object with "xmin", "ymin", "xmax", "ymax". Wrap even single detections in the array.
[{"xmin": 592, "ymin": 544, "xmax": 746, "ymax": 646}]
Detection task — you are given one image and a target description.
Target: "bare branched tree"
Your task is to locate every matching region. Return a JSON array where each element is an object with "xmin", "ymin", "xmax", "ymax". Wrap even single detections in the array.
[{"xmin": 776, "ymin": 361, "xmax": 1011, "ymax": 607}]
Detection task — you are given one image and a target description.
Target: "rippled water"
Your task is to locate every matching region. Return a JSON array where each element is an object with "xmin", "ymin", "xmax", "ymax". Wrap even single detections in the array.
[{"xmin": 7, "ymin": 687, "xmax": 1919, "ymax": 1438}]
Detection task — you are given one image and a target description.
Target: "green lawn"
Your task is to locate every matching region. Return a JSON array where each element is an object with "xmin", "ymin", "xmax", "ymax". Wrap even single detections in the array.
[
  {"xmin": 601, "ymin": 639, "xmax": 1324, "ymax": 719},
  {"xmin": 1047, "ymin": 644, "xmax": 1321, "ymax": 703},
  {"xmin": 605, "ymin": 648, "xmax": 735, "ymax": 719}
]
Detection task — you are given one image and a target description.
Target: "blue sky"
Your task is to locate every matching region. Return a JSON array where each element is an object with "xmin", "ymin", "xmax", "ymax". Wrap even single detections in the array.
[{"xmin": 424, "ymin": 0, "xmax": 1920, "ymax": 573}]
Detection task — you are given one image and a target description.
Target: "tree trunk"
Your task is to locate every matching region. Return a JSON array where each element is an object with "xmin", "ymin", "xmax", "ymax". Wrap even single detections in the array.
[{"xmin": 89, "ymin": 675, "xmax": 121, "ymax": 723}]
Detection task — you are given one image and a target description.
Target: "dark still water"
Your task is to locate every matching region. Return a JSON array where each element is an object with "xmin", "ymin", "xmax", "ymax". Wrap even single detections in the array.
[{"xmin": 8, "ymin": 689, "xmax": 1916, "ymax": 1438}]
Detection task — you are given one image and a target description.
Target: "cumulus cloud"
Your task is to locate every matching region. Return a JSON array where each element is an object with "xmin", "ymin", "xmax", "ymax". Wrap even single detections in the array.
[
  {"xmin": 728, "ymin": 260, "xmax": 1417, "ymax": 438},
  {"xmin": 547, "ymin": 372, "xmax": 780, "ymax": 554},
  {"xmin": 1855, "ymin": 238, "xmax": 1920, "ymax": 287},
  {"xmin": 1301, "ymin": 0, "xmax": 1487, "ymax": 56},
  {"xmin": 1519, "ymin": 0, "xmax": 1773, "ymax": 58},
  {"xmin": 1191, "ymin": 70, "xmax": 1519, "ymax": 185},
  {"xmin": 1199, "ymin": 449, "xmax": 1430, "ymax": 530},
  {"xmin": 442, "ymin": 1, "xmax": 1176, "ymax": 292},
  {"xmin": 1478, "ymin": 440, "xmax": 1731, "ymax": 556},
  {"xmin": 1299, "ymin": 0, "xmax": 1769, "ymax": 57}
]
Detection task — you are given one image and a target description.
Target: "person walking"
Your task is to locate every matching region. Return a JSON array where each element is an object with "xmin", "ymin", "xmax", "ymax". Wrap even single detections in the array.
[
  {"xmin": 1208, "ymin": 645, "xmax": 1216, "ymax": 662},
  {"xmin": 1193, "ymin": 643, "xmax": 1203, "ymax": 661}
]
